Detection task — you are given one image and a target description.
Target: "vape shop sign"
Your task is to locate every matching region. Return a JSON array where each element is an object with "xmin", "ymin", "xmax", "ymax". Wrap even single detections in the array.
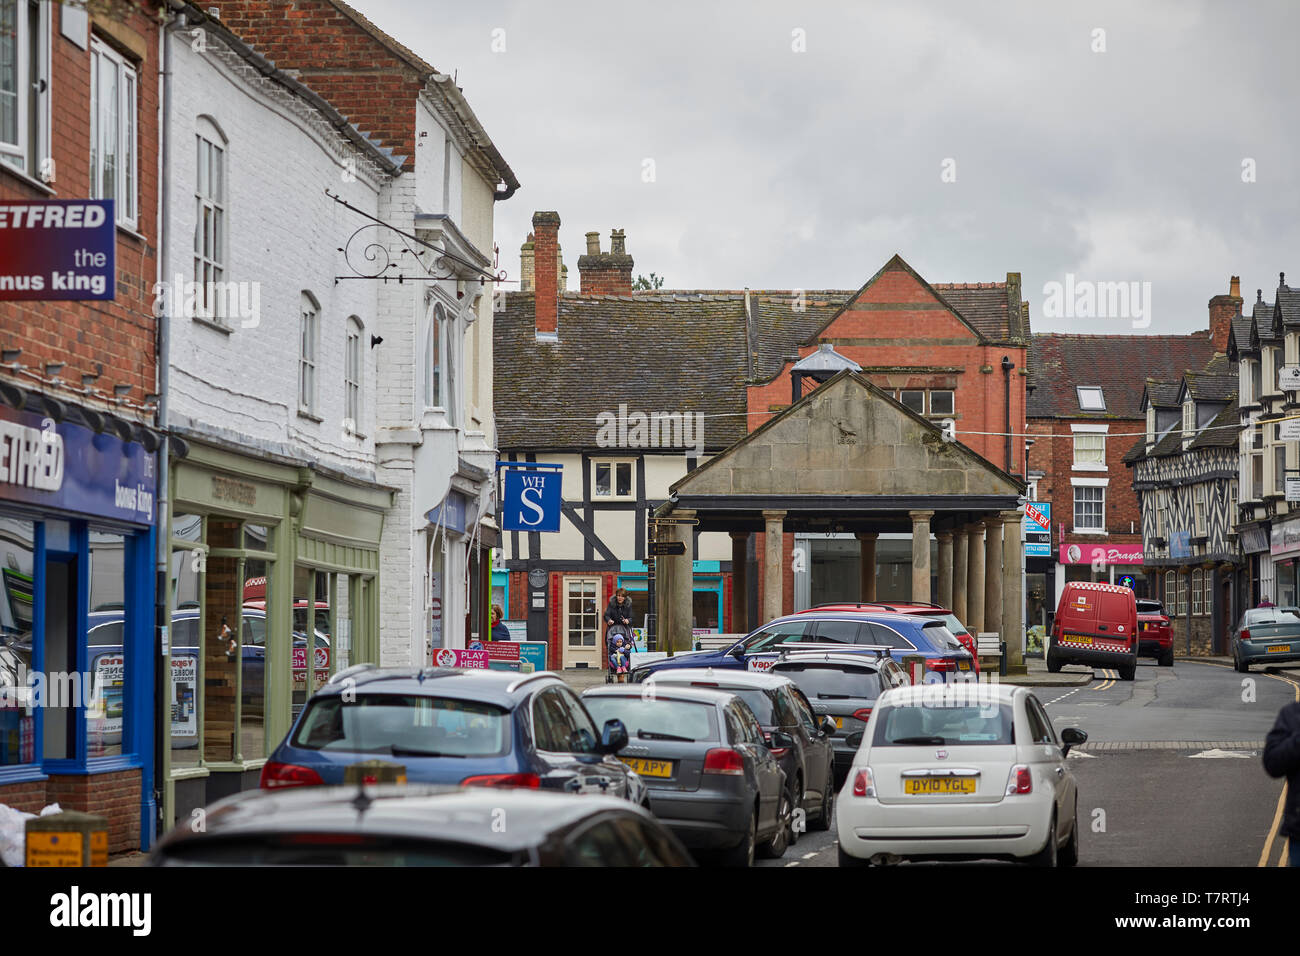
[{"xmin": 0, "ymin": 200, "xmax": 116, "ymax": 300}]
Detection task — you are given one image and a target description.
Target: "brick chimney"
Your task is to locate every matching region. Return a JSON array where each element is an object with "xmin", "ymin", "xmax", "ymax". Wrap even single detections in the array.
[
  {"xmin": 1207, "ymin": 275, "xmax": 1242, "ymax": 353},
  {"xmin": 578, "ymin": 228, "xmax": 634, "ymax": 295},
  {"xmin": 531, "ymin": 211, "xmax": 561, "ymax": 340}
]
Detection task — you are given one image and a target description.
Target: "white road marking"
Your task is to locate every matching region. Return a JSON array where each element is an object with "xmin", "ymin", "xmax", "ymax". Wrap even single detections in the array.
[
  {"xmin": 802, "ymin": 851, "xmax": 818, "ymax": 859},
  {"xmin": 1067, "ymin": 750, "xmax": 1097, "ymax": 759},
  {"xmin": 785, "ymin": 860, "xmax": 801, "ymax": 867},
  {"xmin": 1188, "ymin": 749, "xmax": 1253, "ymax": 759},
  {"xmin": 1044, "ymin": 688, "xmax": 1083, "ymax": 707}
]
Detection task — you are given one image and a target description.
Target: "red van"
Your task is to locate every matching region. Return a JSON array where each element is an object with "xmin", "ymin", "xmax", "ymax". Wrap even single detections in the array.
[{"xmin": 1047, "ymin": 582, "xmax": 1139, "ymax": 681}]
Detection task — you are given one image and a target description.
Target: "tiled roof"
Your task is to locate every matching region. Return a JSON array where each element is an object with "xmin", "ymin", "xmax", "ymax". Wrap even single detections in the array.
[
  {"xmin": 931, "ymin": 283, "xmax": 1029, "ymax": 343},
  {"xmin": 1143, "ymin": 380, "xmax": 1181, "ymax": 408},
  {"xmin": 1278, "ymin": 285, "xmax": 1300, "ymax": 327},
  {"xmin": 1231, "ymin": 315, "xmax": 1253, "ymax": 352},
  {"xmin": 494, "ymin": 292, "xmax": 752, "ymax": 450},
  {"xmin": 1027, "ymin": 333, "xmax": 1217, "ymax": 419},
  {"xmin": 1121, "ymin": 434, "xmax": 1149, "ymax": 464},
  {"xmin": 1182, "ymin": 372, "xmax": 1237, "ymax": 402}
]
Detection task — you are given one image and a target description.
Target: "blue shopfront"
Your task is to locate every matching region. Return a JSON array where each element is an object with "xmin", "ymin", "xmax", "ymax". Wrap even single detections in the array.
[{"xmin": 0, "ymin": 399, "xmax": 157, "ymax": 853}]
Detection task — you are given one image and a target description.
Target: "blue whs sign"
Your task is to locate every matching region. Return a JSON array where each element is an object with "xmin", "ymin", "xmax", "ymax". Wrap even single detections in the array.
[{"xmin": 502, "ymin": 467, "xmax": 562, "ymax": 532}]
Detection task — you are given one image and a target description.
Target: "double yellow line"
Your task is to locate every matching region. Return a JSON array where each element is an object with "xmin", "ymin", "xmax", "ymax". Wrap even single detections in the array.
[
  {"xmin": 1257, "ymin": 670, "xmax": 1299, "ymax": 868},
  {"xmin": 1092, "ymin": 668, "xmax": 1119, "ymax": 691}
]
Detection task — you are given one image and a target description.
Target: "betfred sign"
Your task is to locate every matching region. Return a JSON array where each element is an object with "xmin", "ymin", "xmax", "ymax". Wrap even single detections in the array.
[
  {"xmin": 1059, "ymin": 543, "xmax": 1144, "ymax": 565},
  {"xmin": 0, "ymin": 200, "xmax": 115, "ymax": 300}
]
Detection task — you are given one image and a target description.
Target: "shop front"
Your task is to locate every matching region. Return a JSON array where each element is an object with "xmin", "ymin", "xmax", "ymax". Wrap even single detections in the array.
[
  {"xmin": 1269, "ymin": 516, "xmax": 1300, "ymax": 606},
  {"xmin": 0, "ymin": 400, "xmax": 158, "ymax": 852},
  {"xmin": 163, "ymin": 438, "xmax": 390, "ymax": 831},
  {"xmin": 1056, "ymin": 541, "xmax": 1148, "ymax": 599}
]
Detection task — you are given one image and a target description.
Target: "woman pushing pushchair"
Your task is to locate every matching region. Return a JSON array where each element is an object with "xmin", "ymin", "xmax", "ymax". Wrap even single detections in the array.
[{"xmin": 605, "ymin": 588, "xmax": 636, "ymax": 683}]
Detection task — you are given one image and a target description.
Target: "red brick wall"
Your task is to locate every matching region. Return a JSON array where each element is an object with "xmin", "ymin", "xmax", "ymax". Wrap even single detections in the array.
[
  {"xmin": 579, "ymin": 268, "xmax": 632, "ymax": 296},
  {"xmin": 1028, "ymin": 416, "xmax": 1143, "ymax": 551},
  {"xmin": 208, "ymin": 0, "xmax": 426, "ymax": 170},
  {"xmin": 746, "ymin": 265, "xmax": 1028, "ymax": 475},
  {"xmin": 0, "ymin": 4, "xmax": 161, "ymax": 414},
  {"xmin": 0, "ymin": 779, "xmax": 48, "ymax": 814},
  {"xmin": 45, "ymin": 769, "xmax": 141, "ymax": 854}
]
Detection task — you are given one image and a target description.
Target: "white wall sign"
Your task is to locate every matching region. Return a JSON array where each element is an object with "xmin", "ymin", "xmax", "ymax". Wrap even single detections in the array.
[
  {"xmin": 1279, "ymin": 366, "xmax": 1300, "ymax": 391},
  {"xmin": 1287, "ymin": 476, "xmax": 1300, "ymax": 503},
  {"xmin": 1279, "ymin": 418, "xmax": 1300, "ymax": 442}
]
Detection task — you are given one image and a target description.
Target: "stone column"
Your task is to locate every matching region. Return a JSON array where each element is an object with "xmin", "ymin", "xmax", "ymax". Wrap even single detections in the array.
[
  {"xmin": 669, "ymin": 511, "xmax": 695, "ymax": 652},
  {"xmin": 730, "ymin": 531, "xmax": 748, "ymax": 634},
  {"xmin": 856, "ymin": 532, "xmax": 878, "ymax": 603},
  {"xmin": 1002, "ymin": 510, "xmax": 1025, "ymax": 674},
  {"xmin": 952, "ymin": 528, "xmax": 969, "ymax": 622},
  {"xmin": 762, "ymin": 511, "xmax": 786, "ymax": 624},
  {"xmin": 936, "ymin": 530, "xmax": 954, "ymax": 610},
  {"xmin": 984, "ymin": 516, "xmax": 1003, "ymax": 640},
  {"xmin": 909, "ymin": 511, "xmax": 934, "ymax": 604},
  {"xmin": 967, "ymin": 523, "xmax": 985, "ymax": 633}
]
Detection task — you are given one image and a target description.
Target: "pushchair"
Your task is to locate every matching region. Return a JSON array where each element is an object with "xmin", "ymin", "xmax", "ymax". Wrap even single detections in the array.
[{"xmin": 605, "ymin": 623, "xmax": 639, "ymax": 683}]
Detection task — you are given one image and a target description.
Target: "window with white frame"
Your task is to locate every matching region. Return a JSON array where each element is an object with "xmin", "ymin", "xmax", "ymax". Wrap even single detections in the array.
[
  {"xmin": 929, "ymin": 390, "xmax": 954, "ymax": 416},
  {"xmin": 90, "ymin": 38, "xmax": 138, "ymax": 228},
  {"xmin": 1076, "ymin": 386, "xmax": 1105, "ymax": 411},
  {"xmin": 1269, "ymin": 346, "xmax": 1283, "ymax": 393},
  {"xmin": 1182, "ymin": 400, "xmax": 1195, "ymax": 438},
  {"xmin": 1073, "ymin": 485, "xmax": 1104, "ymax": 531},
  {"xmin": 1177, "ymin": 573, "xmax": 1188, "ymax": 617},
  {"xmin": 299, "ymin": 293, "xmax": 319, "ymax": 416},
  {"xmin": 0, "ymin": 0, "xmax": 49, "ymax": 177},
  {"xmin": 898, "ymin": 390, "xmax": 924, "ymax": 414},
  {"xmin": 345, "ymin": 317, "xmax": 363, "ymax": 436},
  {"xmin": 1276, "ymin": 444, "xmax": 1287, "ymax": 496},
  {"xmin": 1192, "ymin": 569, "xmax": 1202, "ymax": 615},
  {"xmin": 1204, "ymin": 569, "xmax": 1213, "ymax": 616},
  {"xmin": 593, "ymin": 460, "xmax": 633, "ymax": 499},
  {"xmin": 1165, "ymin": 573, "xmax": 1176, "ymax": 614},
  {"xmin": 1250, "ymin": 360, "xmax": 1262, "ymax": 404},
  {"xmin": 423, "ymin": 301, "xmax": 443, "ymax": 410},
  {"xmin": 1073, "ymin": 431, "xmax": 1105, "ymax": 468},
  {"xmin": 193, "ymin": 119, "xmax": 226, "ymax": 321},
  {"xmin": 1194, "ymin": 486, "xmax": 1206, "ymax": 536}
]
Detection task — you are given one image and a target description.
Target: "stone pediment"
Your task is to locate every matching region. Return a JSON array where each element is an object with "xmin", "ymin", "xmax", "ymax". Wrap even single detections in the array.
[{"xmin": 671, "ymin": 371, "xmax": 1023, "ymax": 499}]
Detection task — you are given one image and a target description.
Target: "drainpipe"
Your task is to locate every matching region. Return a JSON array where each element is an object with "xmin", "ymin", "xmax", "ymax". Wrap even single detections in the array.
[{"xmin": 1001, "ymin": 356, "xmax": 1014, "ymax": 473}]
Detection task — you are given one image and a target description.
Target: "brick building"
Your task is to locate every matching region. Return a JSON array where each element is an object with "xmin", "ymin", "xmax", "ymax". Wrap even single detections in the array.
[
  {"xmin": 0, "ymin": 2, "xmax": 164, "ymax": 852},
  {"xmin": 1026, "ymin": 296, "xmax": 1228, "ymax": 653}
]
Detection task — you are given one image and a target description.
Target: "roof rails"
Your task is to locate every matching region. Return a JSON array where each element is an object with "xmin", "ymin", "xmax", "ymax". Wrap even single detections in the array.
[
  {"xmin": 773, "ymin": 643, "xmax": 893, "ymax": 660},
  {"xmin": 328, "ymin": 663, "xmax": 377, "ymax": 685},
  {"xmin": 807, "ymin": 602, "xmax": 899, "ymax": 613}
]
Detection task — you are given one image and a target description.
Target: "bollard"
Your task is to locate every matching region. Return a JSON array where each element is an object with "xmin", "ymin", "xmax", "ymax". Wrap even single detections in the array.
[
  {"xmin": 25, "ymin": 810, "xmax": 108, "ymax": 867},
  {"xmin": 343, "ymin": 759, "xmax": 406, "ymax": 786},
  {"xmin": 900, "ymin": 654, "xmax": 925, "ymax": 686}
]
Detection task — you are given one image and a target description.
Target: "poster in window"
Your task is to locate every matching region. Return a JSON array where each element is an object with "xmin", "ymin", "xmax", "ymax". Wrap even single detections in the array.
[{"xmin": 171, "ymin": 654, "xmax": 198, "ymax": 740}]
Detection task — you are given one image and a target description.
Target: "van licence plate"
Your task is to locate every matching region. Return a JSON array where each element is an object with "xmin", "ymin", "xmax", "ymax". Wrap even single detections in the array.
[{"xmin": 1065, "ymin": 634, "xmax": 1093, "ymax": 645}]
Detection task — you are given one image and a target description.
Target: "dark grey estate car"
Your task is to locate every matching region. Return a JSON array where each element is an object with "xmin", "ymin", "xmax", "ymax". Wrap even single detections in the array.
[
  {"xmin": 582, "ymin": 684, "xmax": 789, "ymax": 866},
  {"xmin": 1232, "ymin": 606, "xmax": 1300, "ymax": 672}
]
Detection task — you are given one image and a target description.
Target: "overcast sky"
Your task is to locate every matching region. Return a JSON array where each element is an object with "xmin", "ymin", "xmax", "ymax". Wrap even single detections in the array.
[{"xmin": 353, "ymin": 0, "xmax": 1298, "ymax": 336}]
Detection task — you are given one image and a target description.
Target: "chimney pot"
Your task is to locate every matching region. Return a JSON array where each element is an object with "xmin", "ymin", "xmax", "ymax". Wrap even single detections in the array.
[
  {"xmin": 610, "ymin": 229, "xmax": 626, "ymax": 256},
  {"xmin": 585, "ymin": 232, "xmax": 600, "ymax": 256},
  {"xmin": 1229, "ymin": 275, "xmax": 1240, "ymax": 298}
]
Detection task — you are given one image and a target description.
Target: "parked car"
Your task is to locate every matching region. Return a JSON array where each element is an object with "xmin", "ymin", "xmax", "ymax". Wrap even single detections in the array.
[
  {"xmin": 260, "ymin": 666, "xmax": 648, "ymax": 807},
  {"xmin": 836, "ymin": 683, "xmax": 1087, "ymax": 867},
  {"xmin": 770, "ymin": 651, "xmax": 910, "ymax": 785},
  {"xmin": 1232, "ymin": 606, "xmax": 1300, "ymax": 673},
  {"xmin": 150, "ymin": 784, "xmax": 693, "ymax": 866},
  {"xmin": 1135, "ymin": 599, "xmax": 1174, "ymax": 667},
  {"xmin": 798, "ymin": 602, "xmax": 979, "ymax": 674},
  {"xmin": 643, "ymin": 668, "xmax": 836, "ymax": 839},
  {"xmin": 630, "ymin": 611, "xmax": 974, "ymax": 683},
  {"xmin": 1046, "ymin": 582, "xmax": 1138, "ymax": 680},
  {"xmin": 582, "ymin": 684, "xmax": 789, "ymax": 865}
]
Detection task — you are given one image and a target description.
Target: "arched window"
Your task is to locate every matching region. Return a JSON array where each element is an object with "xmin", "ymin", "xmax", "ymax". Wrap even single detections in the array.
[
  {"xmin": 423, "ymin": 302, "xmax": 443, "ymax": 409},
  {"xmin": 299, "ymin": 292, "xmax": 319, "ymax": 416},
  {"xmin": 193, "ymin": 116, "xmax": 227, "ymax": 321},
  {"xmin": 345, "ymin": 316, "xmax": 363, "ymax": 435}
]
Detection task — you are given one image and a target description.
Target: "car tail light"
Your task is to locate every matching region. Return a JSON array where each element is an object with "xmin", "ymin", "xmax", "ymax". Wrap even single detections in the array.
[
  {"xmin": 461, "ymin": 773, "xmax": 541, "ymax": 788},
  {"xmin": 851, "ymin": 768, "xmax": 876, "ymax": 797},
  {"xmin": 1005, "ymin": 765, "xmax": 1032, "ymax": 795},
  {"xmin": 260, "ymin": 761, "xmax": 324, "ymax": 789},
  {"xmin": 926, "ymin": 658, "xmax": 956, "ymax": 672},
  {"xmin": 703, "ymin": 748, "xmax": 746, "ymax": 775},
  {"xmin": 852, "ymin": 708, "xmax": 873, "ymax": 722},
  {"xmin": 1241, "ymin": 629, "xmax": 1250, "ymax": 643}
]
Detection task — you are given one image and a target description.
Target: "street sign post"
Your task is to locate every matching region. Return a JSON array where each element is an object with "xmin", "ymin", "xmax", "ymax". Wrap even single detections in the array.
[{"xmin": 649, "ymin": 541, "xmax": 686, "ymax": 556}]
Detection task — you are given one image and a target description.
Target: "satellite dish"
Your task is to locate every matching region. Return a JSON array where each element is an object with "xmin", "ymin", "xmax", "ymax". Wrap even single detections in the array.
[{"xmin": 940, "ymin": 419, "xmax": 956, "ymax": 442}]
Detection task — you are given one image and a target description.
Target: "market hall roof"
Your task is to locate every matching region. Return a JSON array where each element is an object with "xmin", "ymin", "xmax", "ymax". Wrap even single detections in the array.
[{"xmin": 1026, "ymin": 333, "xmax": 1218, "ymax": 420}]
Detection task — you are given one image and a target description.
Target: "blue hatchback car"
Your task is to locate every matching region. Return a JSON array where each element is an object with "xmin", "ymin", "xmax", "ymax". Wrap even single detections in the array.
[
  {"xmin": 261, "ymin": 665, "xmax": 648, "ymax": 805},
  {"xmin": 629, "ymin": 611, "xmax": 974, "ymax": 683}
]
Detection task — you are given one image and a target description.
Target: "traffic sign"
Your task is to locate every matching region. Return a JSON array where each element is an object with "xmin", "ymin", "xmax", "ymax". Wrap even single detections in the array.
[{"xmin": 649, "ymin": 541, "xmax": 687, "ymax": 556}]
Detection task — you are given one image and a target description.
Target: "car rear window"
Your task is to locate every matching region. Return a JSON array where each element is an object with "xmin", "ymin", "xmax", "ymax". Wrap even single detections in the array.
[
  {"xmin": 582, "ymin": 697, "xmax": 717, "ymax": 742},
  {"xmin": 1136, "ymin": 600, "xmax": 1164, "ymax": 614},
  {"xmin": 1245, "ymin": 608, "xmax": 1300, "ymax": 625},
  {"xmin": 292, "ymin": 695, "xmax": 510, "ymax": 757},
  {"xmin": 872, "ymin": 702, "xmax": 1015, "ymax": 746},
  {"xmin": 156, "ymin": 835, "xmax": 517, "ymax": 867},
  {"xmin": 920, "ymin": 622, "xmax": 964, "ymax": 652},
  {"xmin": 772, "ymin": 664, "xmax": 882, "ymax": 701}
]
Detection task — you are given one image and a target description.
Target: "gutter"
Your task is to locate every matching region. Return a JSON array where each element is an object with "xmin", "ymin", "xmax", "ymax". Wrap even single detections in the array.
[{"xmin": 428, "ymin": 72, "xmax": 520, "ymax": 201}]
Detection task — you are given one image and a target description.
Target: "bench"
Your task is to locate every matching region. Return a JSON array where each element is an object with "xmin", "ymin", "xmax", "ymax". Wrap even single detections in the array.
[{"xmin": 977, "ymin": 632, "xmax": 1003, "ymax": 673}]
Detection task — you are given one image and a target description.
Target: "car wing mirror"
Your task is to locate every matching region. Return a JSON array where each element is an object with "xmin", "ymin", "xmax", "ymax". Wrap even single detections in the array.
[
  {"xmin": 600, "ymin": 718, "xmax": 629, "ymax": 755},
  {"xmin": 1060, "ymin": 727, "xmax": 1087, "ymax": 756},
  {"xmin": 769, "ymin": 731, "xmax": 795, "ymax": 750},
  {"xmin": 845, "ymin": 731, "xmax": 864, "ymax": 749},
  {"xmin": 818, "ymin": 715, "xmax": 836, "ymax": 735}
]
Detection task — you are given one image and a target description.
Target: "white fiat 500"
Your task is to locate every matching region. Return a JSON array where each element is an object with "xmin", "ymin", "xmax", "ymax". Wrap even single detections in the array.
[{"xmin": 836, "ymin": 683, "xmax": 1087, "ymax": 867}]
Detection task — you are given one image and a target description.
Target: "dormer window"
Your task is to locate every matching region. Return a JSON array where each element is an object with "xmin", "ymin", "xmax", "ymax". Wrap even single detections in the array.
[
  {"xmin": 1182, "ymin": 400, "xmax": 1195, "ymax": 443},
  {"xmin": 1076, "ymin": 386, "xmax": 1105, "ymax": 411}
]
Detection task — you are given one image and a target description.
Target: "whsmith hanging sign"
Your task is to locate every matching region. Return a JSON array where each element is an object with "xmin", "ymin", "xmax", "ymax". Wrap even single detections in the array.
[
  {"xmin": 0, "ymin": 200, "xmax": 115, "ymax": 300},
  {"xmin": 501, "ymin": 464, "xmax": 562, "ymax": 533}
]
